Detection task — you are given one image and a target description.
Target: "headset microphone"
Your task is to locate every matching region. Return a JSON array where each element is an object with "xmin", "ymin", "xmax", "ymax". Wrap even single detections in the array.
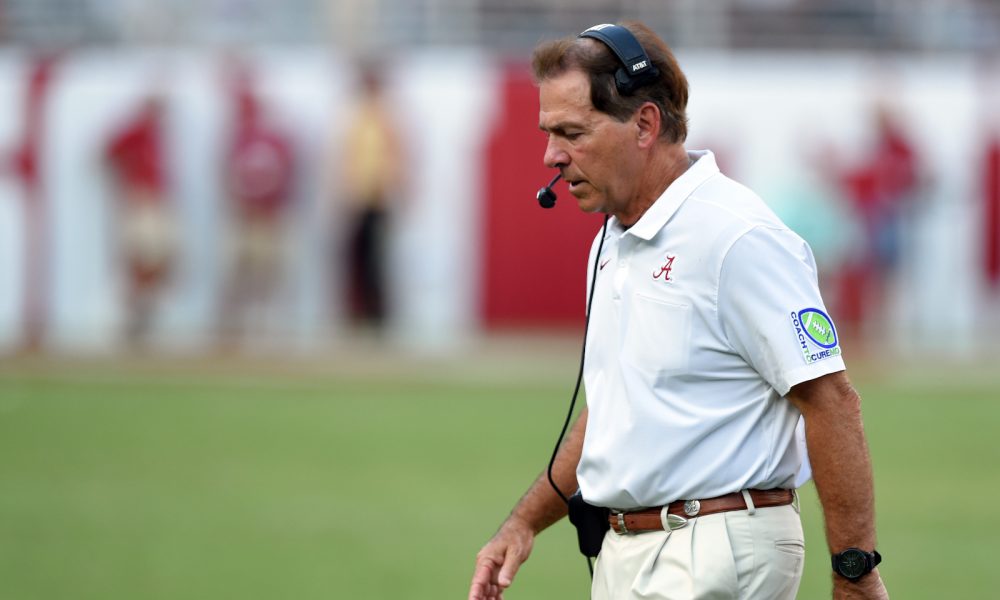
[{"xmin": 536, "ymin": 173, "xmax": 561, "ymax": 208}]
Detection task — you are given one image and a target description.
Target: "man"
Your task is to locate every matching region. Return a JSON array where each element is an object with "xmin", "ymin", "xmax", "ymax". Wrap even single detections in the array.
[
  {"xmin": 469, "ymin": 21, "xmax": 888, "ymax": 600},
  {"xmin": 105, "ymin": 95, "xmax": 176, "ymax": 346},
  {"xmin": 218, "ymin": 66, "xmax": 295, "ymax": 346},
  {"xmin": 339, "ymin": 64, "xmax": 405, "ymax": 330}
]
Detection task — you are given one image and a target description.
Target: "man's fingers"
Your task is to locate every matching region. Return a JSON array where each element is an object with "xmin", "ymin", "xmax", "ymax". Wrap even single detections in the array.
[
  {"xmin": 497, "ymin": 546, "xmax": 525, "ymax": 587},
  {"xmin": 469, "ymin": 560, "xmax": 498, "ymax": 600},
  {"xmin": 470, "ymin": 552, "xmax": 519, "ymax": 598},
  {"xmin": 471, "ymin": 524, "xmax": 534, "ymax": 599}
]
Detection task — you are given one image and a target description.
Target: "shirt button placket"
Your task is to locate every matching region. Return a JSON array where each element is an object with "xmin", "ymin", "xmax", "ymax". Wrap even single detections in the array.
[{"xmin": 613, "ymin": 239, "xmax": 629, "ymax": 300}]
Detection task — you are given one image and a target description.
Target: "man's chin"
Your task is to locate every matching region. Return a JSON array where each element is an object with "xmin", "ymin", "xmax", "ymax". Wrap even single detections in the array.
[{"xmin": 573, "ymin": 193, "xmax": 604, "ymax": 214}]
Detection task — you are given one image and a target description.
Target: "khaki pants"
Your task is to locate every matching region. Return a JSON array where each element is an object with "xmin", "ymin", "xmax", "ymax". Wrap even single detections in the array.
[{"xmin": 592, "ymin": 502, "xmax": 803, "ymax": 599}]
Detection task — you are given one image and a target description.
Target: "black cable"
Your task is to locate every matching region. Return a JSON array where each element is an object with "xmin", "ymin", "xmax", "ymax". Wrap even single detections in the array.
[{"xmin": 546, "ymin": 214, "xmax": 610, "ymax": 504}]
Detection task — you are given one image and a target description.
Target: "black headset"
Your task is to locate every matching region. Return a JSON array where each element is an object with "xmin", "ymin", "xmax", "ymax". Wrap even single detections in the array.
[
  {"xmin": 578, "ymin": 23, "xmax": 660, "ymax": 95},
  {"xmin": 536, "ymin": 23, "xmax": 659, "ymax": 209}
]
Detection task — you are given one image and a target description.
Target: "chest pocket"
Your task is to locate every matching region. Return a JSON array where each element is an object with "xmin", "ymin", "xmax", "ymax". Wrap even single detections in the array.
[{"xmin": 622, "ymin": 294, "xmax": 692, "ymax": 375}]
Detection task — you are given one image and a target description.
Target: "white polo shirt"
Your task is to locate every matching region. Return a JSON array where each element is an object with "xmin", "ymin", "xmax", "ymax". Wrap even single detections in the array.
[{"xmin": 577, "ymin": 150, "xmax": 845, "ymax": 510}]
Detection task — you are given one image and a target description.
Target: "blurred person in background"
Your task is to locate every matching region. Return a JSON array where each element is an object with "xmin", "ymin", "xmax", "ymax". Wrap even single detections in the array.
[
  {"xmin": 9, "ymin": 55, "xmax": 60, "ymax": 352},
  {"xmin": 973, "ymin": 56, "xmax": 1000, "ymax": 336},
  {"xmin": 837, "ymin": 102, "xmax": 921, "ymax": 338},
  {"xmin": 338, "ymin": 63, "xmax": 405, "ymax": 332},
  {"xmin": 984, "ymin": 131, "xmax": 1000, "ymax": 292},
  {"xmin": 217, "ymin": 65, "xmax": 295, "ymax": 348},
  {"xmin": 104, "ymin": 93, "xmax": 177, "ymax": 347},
  {"xmin": 979, "ymin": 57, "xmax": 1000, "ymax": 296},
  {"xmin": 469, "ymin": 21, "xmax": 887, "ymax": 600}
]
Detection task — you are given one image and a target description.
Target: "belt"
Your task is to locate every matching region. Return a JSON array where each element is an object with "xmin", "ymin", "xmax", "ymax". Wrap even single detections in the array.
[{"xmin": 609, "ymin": 488, "xmax": 795, "ymax": 534}]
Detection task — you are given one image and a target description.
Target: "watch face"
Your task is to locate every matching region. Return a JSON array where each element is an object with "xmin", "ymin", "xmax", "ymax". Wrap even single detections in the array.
[{"xmin": 838, "ymin": 549, "xmax": 868, "ymax": 579}]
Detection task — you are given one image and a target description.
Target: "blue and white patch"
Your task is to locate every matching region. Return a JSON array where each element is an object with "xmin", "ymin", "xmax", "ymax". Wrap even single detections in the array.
[{"xmin": 790, "ymin": 308, "xmax": 841, "ymax": 364}]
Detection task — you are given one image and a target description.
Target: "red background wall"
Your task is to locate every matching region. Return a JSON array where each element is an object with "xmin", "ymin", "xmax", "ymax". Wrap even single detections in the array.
[{"xmin": 481, "ymin": 63, "xmax": 606, "ymax": 328}]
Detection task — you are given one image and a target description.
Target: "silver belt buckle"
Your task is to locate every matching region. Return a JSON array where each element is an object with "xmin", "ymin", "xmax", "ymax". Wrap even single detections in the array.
[{"xmin": 660, "ymin": 506, "xmax": 688, "ymax": 530}]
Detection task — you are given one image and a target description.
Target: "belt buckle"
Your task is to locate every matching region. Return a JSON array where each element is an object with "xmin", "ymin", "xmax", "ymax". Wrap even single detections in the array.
[{"xmin": 660, "ymin": 506, "xmax": 688, "ymax": 531}]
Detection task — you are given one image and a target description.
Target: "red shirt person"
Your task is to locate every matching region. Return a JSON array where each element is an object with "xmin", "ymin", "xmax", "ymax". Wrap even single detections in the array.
[
  {"xmin": 104, "ymin": 97, "xmax": 176, "ymax": 344},
  {"xmin": 218, "ymin": 73, "xmax": 295, "ymax": 344},
  {"xmin": 836, "ymin": 106, "xmax": 920, "ymax": 332}
]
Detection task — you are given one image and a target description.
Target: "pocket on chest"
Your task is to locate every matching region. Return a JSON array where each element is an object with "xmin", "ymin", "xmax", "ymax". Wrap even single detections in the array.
[{"xmin": 622, "ymin": 294, "xmax": 692, "ymax": 375}]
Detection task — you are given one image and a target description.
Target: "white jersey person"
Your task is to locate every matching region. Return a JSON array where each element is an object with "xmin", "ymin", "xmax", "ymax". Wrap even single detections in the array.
[{"xmin": 469, "ymin": 21, "xmax": 888, "ymax": 600}]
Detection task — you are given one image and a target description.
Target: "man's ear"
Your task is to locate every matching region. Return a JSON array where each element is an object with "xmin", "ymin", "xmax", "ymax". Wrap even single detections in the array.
[{"xmin": 635, "ymin": 102, "xmax": 662, "ymax": 148}]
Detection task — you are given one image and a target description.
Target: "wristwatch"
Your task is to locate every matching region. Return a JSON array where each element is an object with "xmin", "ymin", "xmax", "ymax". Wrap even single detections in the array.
[{"xmin": 831, "ymin": 548, "xmax": 881, "ymax": 581}]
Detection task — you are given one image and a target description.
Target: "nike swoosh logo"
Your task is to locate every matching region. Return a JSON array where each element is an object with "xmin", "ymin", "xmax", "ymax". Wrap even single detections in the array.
[{"xmin": 599, "ymin": 259, "xmax": 611, "ymax": 271}]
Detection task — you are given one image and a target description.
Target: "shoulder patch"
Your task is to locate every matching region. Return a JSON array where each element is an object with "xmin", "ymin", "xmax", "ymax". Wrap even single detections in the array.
[{"xmin": 790, "ymin": 308, "xmax": 841, "ymax": 364}]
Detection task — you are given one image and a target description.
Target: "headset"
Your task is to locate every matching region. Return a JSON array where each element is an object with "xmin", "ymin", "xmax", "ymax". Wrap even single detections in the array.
[
  {"xmin": 578, "ymin": 23, "xmax": 661, "ymax": 95},
  {"xmin": 536, "ymin": 23, "xmax": 659, "ymax": 210},
  {"xmin": 534, "ymin": 23, "xmax": 660, "ymax": 576}
]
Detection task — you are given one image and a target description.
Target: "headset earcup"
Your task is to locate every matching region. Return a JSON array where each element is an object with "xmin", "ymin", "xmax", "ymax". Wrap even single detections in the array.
[{"xmin": 615, "ymin": 68, "xmax": 633, "ymax": 95}]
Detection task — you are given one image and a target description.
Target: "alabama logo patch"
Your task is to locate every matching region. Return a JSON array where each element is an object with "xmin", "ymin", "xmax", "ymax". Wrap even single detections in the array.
[{"xmin": 790, "ymin": 308, "xmax": 841, "ymax": 364}]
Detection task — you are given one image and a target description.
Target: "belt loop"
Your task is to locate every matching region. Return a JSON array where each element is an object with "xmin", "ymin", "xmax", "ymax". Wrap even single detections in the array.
[
  {"xmin": 792, "ymin": 489, "xmax": 801, "ymax": 514},
  {"xmin": 741, "ymin": 489, "xmax": 756, "ymax": 516},
  {"xmin": 617, "ymin": 512, "xmax": 629, "ymax": 534}
]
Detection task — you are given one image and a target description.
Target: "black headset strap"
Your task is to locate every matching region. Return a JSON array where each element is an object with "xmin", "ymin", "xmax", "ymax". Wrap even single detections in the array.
[
  {"xmin": 578, "ymin": 24, "xmax": 654, "ymax": 78},
  {"xmin": 546, "ymin": 214, "xmax": 610, "ymax": 505}
]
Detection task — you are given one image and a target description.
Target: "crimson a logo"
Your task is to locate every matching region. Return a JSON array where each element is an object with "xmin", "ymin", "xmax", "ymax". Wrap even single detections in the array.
[{"xmin": 652, "ymin": 255, "xmax": 675, "ymax": 282}]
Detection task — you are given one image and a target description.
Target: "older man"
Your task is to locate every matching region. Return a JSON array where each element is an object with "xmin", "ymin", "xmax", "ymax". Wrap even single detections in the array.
[{"xmin": 469, "ymin": 20, "xmax": 888, "ymax": 600}]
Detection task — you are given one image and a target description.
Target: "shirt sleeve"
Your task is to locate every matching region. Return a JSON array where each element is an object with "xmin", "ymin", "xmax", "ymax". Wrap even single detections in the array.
[{"xmin": 718, "ymin": 225, "xmax": 845, "ymax": 396}]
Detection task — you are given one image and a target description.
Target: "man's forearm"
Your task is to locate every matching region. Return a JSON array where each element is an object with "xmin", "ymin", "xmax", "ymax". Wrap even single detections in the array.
[
  {"xmin": 793, "ymin": 374, "xmax": 877, "ymax": 552},
  {"xmin": 507, "ymin": 408, "xmax": 587, "ymax": 534}
]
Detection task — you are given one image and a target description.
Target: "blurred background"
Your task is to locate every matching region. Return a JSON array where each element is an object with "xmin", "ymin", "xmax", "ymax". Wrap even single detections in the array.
[
  {"xmin": 1, "ymin": 0, "xmax": 1000, "ymax": 355},
  {"xmin": 1, "ymin": 1, "xmax": 999, "ymax": 599}
]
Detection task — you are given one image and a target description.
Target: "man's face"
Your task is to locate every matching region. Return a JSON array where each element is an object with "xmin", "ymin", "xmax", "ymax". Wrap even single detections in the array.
[{"xmin": 538, "ymin": 69, "xmax": 639, "ymax": 214}]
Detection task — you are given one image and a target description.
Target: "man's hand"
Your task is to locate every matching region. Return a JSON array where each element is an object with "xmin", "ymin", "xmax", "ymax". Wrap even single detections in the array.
[
  {"xmin": 468, "ymin": 518, "xmax": 536, "ymax": 600},
  {"xmin": 468, "ymin": 410, "xmax": 585, "ymax": 599},
  {"xmin": 834, "ymin": 569, "xmax": 889, "ymax": 599}
]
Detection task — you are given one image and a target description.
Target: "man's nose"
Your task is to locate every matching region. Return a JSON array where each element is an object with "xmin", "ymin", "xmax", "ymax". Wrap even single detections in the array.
[{"xmin": 543, "ymin": 137, "xmax": 569, "ymax": 170}]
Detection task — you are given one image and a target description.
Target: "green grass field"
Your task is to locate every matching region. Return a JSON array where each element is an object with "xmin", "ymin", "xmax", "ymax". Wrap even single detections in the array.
[{"xmin": 1, "ymin": 344, "xmax": 998, "ymax": 599}]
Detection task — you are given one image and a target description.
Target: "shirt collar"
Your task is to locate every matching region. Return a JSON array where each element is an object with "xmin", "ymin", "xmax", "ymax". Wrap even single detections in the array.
[{"xmin": 611, "ymin": 149, "xmax": 719, "ymax": 241}]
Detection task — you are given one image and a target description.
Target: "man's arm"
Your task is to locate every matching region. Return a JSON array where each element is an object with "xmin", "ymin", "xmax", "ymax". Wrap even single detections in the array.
[
  {"xmin": 786, "ymin": 371, "xmax": 888, "ymax": 600},
  {"xmin": 468, "ymin": 407, "xmax": 587, "ymax": 600}
]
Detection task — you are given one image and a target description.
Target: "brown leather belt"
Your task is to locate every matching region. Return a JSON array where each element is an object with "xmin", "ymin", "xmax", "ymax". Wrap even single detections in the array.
[{"xmin": 609, "ymin": 489, "xmax": 795, "ymax": 534}]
